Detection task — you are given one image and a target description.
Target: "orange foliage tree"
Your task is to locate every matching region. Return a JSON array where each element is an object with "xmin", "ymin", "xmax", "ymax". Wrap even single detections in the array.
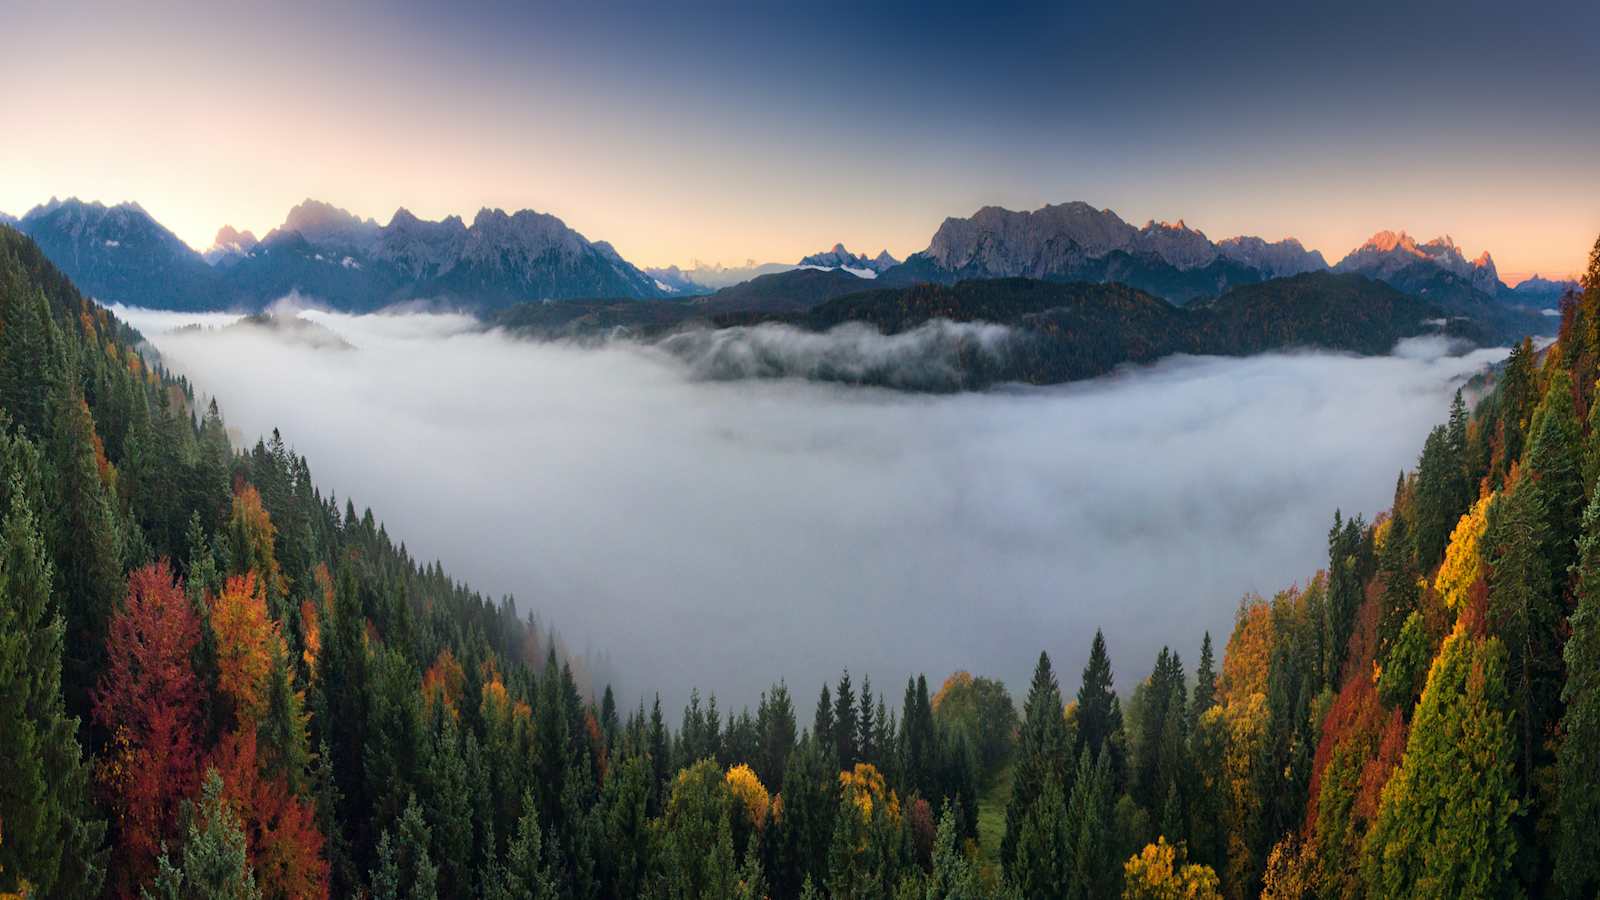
[
  {"xmin": 228, "ymin": 484, "xmax": 286, "ymax": 602},
  {"xmin": 211, "ymin": 571, "xmax": 281, "ymax": 727},
  {"xmin": 421, "ymin": 648, "xmax": 466, "ymax": 718}
]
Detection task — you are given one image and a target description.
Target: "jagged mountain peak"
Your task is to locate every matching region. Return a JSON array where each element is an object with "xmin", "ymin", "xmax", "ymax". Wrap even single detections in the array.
[{"xmin": 798, "ymin": 243, "xmax": 898, "ymax": 274}]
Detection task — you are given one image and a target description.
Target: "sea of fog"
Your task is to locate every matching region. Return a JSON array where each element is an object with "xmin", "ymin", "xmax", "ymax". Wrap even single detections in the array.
[{"xmin": 114, "ymin": 302, "xmax": 1506, "ymax": 713}]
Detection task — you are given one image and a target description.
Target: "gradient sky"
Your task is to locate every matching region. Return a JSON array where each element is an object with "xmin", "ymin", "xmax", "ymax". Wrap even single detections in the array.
[{"xmin": 2, "ymin": 0, "xmax": 1597, "ymax": 280}]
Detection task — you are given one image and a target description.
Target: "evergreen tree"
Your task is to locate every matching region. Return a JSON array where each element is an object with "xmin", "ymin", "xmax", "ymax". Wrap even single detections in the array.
[
  {"xmin": 1485, "ymin": 483, "xmax": 1561, "ymax": 800},
  {"xmin": 834, "ymin": 670, "xmax": 858, "ymax": 767},
  {"xmin": 1526, "ymin": 369, "xmax": 1585, "ymax": 589},
  {"xmin": 755, "ymin": 681, "xmax": 797, "ymax": 791},
  {"xmin": 1191, "ymin": 631, "xmax": 1217, "ymax": 728},
  {"xmin": 372, "ymin": 795, "xmax": 440, "ymax": 900},
  {"xmin": 813, "ymin": 684, "xmax": 835, "ymax": 763},
  {"xmin": 1555, "ymin": 489, "xmax": 1600, "ymax": 897},
  {"xmin": 1076, "ymin": 630, "xmax": 1124, "ymax": 783},
  {"xmin": 146, "ymin": 771, "xmax": 261, "ymax": 900},
  {"xmin": 0, "ymin": 449, "xmax": 104, "ymax": 896},
  {"xmin": 772, "ymin": 738, "xmax": 836, "ymax": 899},
  {"xmin": 483, "ymin": 791, "xmax": 556, "ymax": 900},
  {"xmin": 47, "ymin": 378, "xmax": 125, "ymax": 718},
  {"xmin": 1009, "ymin": 773, "xmax": 1070, "ymax": 898},
  {"xmin": 1002, "ymin": 651, "xmax": 1070, "ymax": 870},
  {"xmin": 1361, "ymin": 631, "xmax": 1520, "ymax": 898}
]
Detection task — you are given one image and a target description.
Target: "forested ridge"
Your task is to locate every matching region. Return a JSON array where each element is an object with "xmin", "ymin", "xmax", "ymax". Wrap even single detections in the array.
[
  {"xmin": 495, "ymin": 271, "xmax": 1547, "ymax": 391},
  {"xmin": 2, "ymin": 218, "xmax": 1599, "ymax": 899}
]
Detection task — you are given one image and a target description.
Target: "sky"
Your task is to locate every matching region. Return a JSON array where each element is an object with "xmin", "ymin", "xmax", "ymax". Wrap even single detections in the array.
[
  {"xmin": 3, "ymin": 0, "xmax": 1598, "ymax": 280},
  {"xmin": 115, "ymin": 302, "xmax": 1502, "ymax": 710}
]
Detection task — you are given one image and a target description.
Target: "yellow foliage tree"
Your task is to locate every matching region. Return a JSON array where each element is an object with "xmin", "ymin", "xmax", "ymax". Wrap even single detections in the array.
[
  {"xmin": 1220, "ymin": 597, "xmax": 1274, "ymax": 707},
  {"xmin": 1434, "ymin": 493, "xmax": 1492, "ymax": 610},
  {"xmin": 725, "ymin": 763, "xmax": 770, "ymax": 830},
  {"xmin": 838, "ymin": 762, "xmax": 900, "ymax": 826},
  {"xmin": 1123, "ymin": 836, "xmax": 1223, "ymax": 899}
]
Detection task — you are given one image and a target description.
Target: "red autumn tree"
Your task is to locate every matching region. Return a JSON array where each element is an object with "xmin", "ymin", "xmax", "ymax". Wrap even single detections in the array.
[
  {"xmin": 92, "ymin": 561, "xmax": 205, "ymax": 897},
  {"xmin": 211, "ymin": 729, "xmax": 330, "ymax": 900}
]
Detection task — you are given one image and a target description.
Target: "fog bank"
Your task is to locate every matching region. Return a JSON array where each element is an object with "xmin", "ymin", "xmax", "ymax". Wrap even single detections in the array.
[{"xmin": 116, "ymin": 303, "xmax": 1504, "ymax": 712}]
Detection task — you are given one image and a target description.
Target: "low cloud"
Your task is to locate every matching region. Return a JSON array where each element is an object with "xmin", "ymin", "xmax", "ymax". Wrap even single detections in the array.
[
  {"xmin": 651, "ymin": 320, "xmax": 1013, "ymax": 389},
  {"xmin": 116, "ymin": 304, "xmax": 1505, "ymax": 712}
]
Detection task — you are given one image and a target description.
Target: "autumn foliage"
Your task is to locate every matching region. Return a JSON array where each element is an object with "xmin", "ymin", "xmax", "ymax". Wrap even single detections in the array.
[
  {"xmin": 92, "ymin": 561, "xmax": 205, "ymax": 896},
  {"xmin": 211, "ymin": 571, "xmax": 280, "ymax": 727}
]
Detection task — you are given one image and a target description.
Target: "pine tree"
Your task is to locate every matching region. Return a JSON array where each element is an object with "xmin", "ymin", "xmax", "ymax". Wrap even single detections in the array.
[
  {"xmin": 1526, "ymin": 369, "xmax": 1585, "ymax": 588},
  {"xmin": 1076, "ymin": 630, "xmax": 1124, "ymax": 782},
  {"xmin": 1556, "ymin": 489, "xmax": 1600, "ymax": 897},
  {"xmin": 1002, "ymin": 651, "xmax": 1070, "ymax": 870},
  {"xmin": 1191, "ymin": 631, "xmax": 1217, "ymax": 728},
  {"xmin": 484, "ymin": 791, "xmax": 556, "ymax": 900},
  {"xmin": 145, "ymin": 770, "xmax": 261, "ymax": 900},
  {"xmin": 1009, "ymin": 773, "xmax": 1070, "ymax": 897},
  {"xmin": 813, "ymin": 684, "xmax": 834, "ymax": 763},
  {"xmin": 856, "ymin": 674, "xmax": 876, "ymax": 767},
  {"xmin": 48, "ymin": 379, "xmax": 125, "ymax": 718},
  {"xmin": 0, "ymin": 446, "xmax": 104, "ymax": 896},
  {"xmin": 834, "ymin": 671, "xmax": 858, "ymax": 766},
  {"xmin": 1361, "ymin": 631, "xmax": 1520, "ymax": 898},
  {"xmin": 755, "ymin": 681, "xmax": 796, "ymax": 791},
  {"xmin": 1485, "ymin": 482, "xmax": 1561, "ymax": 800}
]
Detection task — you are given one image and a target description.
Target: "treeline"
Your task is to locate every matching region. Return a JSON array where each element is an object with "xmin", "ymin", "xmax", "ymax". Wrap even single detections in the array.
[{"xmin": 3, "ymin": 217, "xmax": 1600, "ymax": 899}]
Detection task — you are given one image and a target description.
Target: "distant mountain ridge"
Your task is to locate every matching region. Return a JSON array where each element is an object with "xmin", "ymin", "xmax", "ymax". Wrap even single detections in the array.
[
  {"xmin": 1332, "ymin": 230, "xmax": 1503, "ymax": 297},
  {"xmin": 797, "ymin": 243, "xmax": 899, "ymax": 276},
  {"xmin": 876, "ymin": 201, "xmax": 1328, "ymax": 302},
  {"xmin": 14, "ymin": 196, "xmax": 667, "ymax": 311},
  {"xmin": 16, "ymin": 196, "xmax": 223, "ymax": 310},
  {"xmin": 1506, "ymin": 274, "xmax": 1580, "ymax": 308}
]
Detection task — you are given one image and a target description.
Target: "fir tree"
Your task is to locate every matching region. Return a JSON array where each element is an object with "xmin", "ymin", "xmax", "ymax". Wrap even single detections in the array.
[{"xmin": 1002, "ymin": 651, "xmax": 1070, "ymax": 870}]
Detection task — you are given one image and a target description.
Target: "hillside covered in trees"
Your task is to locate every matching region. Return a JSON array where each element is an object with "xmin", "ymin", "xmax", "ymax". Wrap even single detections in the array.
[
  {"xmin": 2, "ymin": 218, "xmax": 1600, "ymax": 900},
  {"xmin": 496, "ymin": 272, "xmax": 1550, "ymax": 391}
]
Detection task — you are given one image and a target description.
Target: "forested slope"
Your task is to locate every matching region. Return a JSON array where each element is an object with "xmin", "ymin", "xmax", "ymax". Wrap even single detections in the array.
[{"xmin": 3, "ymin": 220, "xmax": 1600, "ymax": 899}]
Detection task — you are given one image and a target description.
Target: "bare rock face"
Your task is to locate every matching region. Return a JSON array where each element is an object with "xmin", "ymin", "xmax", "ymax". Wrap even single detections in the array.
[
  {"xmin": 204, "ymin": 224, "xmax": 259, "ymax": 266},
  {"xmin": 1335, "ymin": 230, "xmax": 1505, "ymax": 296},
  {"xmin": 924, "ymin": 202, "xmax": 1140, "ymax": 277},
  {"xmin": 1215, "ymin": 236, "xmax": 1328, "ymax": 278},
  {"xmin": 1137, "ymin": 219, "xmax": 1217, "ymax": 270}
]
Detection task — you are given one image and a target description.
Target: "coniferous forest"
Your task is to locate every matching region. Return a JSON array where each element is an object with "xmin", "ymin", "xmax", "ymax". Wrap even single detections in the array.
[{"xmin": 5, "ymin": 217, "xmax": 1600, "ymax": 899}]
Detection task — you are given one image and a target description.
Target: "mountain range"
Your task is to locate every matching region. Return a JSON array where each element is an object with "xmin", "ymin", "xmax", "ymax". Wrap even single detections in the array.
[
  {"xmin": 797, "ymin": 243, "xmax": 899, "ymax": 277},
  {"xmin": 9, "ymin": 197, "xmax": 669, "ymax": 311},
  {"xmin": 4, "ymin": 195, "xmax": 1578, "ymax": 318}
]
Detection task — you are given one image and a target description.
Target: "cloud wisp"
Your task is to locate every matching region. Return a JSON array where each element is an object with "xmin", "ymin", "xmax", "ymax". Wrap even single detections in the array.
[{"xmin": 117, "ymin": 304, "xmax": 1505, "ymax": 712}]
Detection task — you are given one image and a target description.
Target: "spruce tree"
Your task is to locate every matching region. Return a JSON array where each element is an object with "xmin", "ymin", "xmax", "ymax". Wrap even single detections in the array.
[
  {"xmin": 833, "ymin": 670, "xmax": 857, "ymax": 766},
  {"xmin": 1191, "ymin": 631, "xmax": 1217, "ymax": 728},
  {"xmin": 0, "ymin": 451, "xmax": 104, "ymax": 896},
  {"xmin": 1556, "ymin": 489, "xmax": 1600, "ymax": 897},
  {"xmin": 1485, "ymin": 483, "xmax": 1560, "ymax": 800},
  {"xmin": 1076, "ymin": 630, "xmax": 1124, "ymax": 783},
  {"xmin": 1002, "ymin": 651, "xmax": 1070, "ymax": 870}
]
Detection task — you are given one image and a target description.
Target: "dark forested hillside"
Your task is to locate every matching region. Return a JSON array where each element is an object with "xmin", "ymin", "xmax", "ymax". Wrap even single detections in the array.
[
  {"xmin": 497, "ymin": 272, "xmax": 1548, "ymax": 391},
  {"xmin": 4, "ymin": 218, "xmax": 1600, "ymax": 899}
]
